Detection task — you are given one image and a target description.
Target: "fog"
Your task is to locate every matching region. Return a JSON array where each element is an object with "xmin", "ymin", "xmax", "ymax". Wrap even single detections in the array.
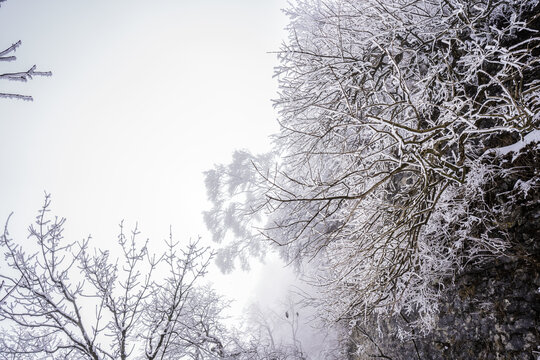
[{"xmin": 0, "ymin": 0, "xmax": 332, "ymax": 356}]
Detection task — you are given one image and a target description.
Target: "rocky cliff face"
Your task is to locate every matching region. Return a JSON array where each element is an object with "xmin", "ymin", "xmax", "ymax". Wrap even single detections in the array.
[{"xmin": 350, "ymin": 143, "xmax": 540, "ymax": 359}]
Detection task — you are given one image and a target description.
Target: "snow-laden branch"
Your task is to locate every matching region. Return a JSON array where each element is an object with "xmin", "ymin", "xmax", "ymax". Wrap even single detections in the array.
[{"xmin": 205, "ymin": 0, "xmax": 540, "ymax": 333}]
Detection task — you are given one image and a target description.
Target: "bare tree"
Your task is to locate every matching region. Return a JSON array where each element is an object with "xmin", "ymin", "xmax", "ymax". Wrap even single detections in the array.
[
  {"xmin": 0, "ymin": 195, "xmax": 323, "ymax": 360},
  {"xmin": 0, "ymin": 194, "xmax": 230, "ymax": 359}
]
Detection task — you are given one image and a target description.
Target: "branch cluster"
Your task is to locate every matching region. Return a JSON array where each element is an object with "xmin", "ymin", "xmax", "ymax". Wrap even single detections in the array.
[
  {"xmin": 0, "ymin": 40, "xmax": 51, "ymax": 101},
  {"xmin": 205, "ymin": 0, "xmax": 540, "ymax": 331},
  {"xmin": 0, "ymin": 195, "xmax": 233, "ymax": 359}
]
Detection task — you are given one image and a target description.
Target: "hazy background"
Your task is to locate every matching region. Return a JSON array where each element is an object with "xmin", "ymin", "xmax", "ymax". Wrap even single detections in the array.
[{"xmin": 0, "ymin": 0, "xmax": 299, "ymax": 323}]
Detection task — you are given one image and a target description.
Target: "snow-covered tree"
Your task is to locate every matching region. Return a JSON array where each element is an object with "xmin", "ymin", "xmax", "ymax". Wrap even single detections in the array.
[
  {"xmin": 205, "ymin": 0, "xmax": 540, "ymax": 330},
  {"xmin": 0, "ymin": 195, "xmax": 230, "ymax": 359},
  {"xmin": 0, "ymin": 195, "xmax": 337, "ymax": 359}
]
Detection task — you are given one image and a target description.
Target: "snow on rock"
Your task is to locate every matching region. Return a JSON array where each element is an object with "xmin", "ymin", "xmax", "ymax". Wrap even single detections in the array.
[{"xmin": 493, "ymin": 129, "xmax": 540, "ymax": 161}]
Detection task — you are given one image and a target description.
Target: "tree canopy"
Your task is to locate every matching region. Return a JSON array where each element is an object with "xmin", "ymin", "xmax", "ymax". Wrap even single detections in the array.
[{"xmin": 205, "ymin": 0, "xmax": 540, "ymax": 330}]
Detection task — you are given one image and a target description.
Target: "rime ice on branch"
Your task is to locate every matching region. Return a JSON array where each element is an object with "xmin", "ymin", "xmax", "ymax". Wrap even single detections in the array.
[
  {"xmin": 0, "ymin": 38, "xmax": 51, "ymax": 100},
  {"xmin": 205, "ymin": 0, "xmax": 540, "ymax": 331}
]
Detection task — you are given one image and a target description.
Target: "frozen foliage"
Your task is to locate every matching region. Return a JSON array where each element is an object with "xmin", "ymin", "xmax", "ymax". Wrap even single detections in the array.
[
  {"xmin": 205, "ymin": 0, "xmax": 540, "ymax": 332},
  {"xmin": 204, "ymin": 150, "xmax": 277, "ymax": 272}
]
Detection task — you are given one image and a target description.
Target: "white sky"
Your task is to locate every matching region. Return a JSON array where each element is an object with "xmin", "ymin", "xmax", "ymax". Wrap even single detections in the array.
[{"xmin": 0, "ymin": 0, "xmax": 295, "ymax": 323}]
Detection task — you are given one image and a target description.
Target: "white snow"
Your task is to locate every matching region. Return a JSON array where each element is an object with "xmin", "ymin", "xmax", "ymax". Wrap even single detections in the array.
[{"xmin": 494, "ymin": 129, "xmax": 540, "ymax": 161}]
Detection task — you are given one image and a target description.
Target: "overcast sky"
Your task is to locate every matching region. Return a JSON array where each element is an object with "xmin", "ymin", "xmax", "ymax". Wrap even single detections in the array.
[{"xmin": 0, "ymin": 0, "xmax": 297, "ymax": 323}]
